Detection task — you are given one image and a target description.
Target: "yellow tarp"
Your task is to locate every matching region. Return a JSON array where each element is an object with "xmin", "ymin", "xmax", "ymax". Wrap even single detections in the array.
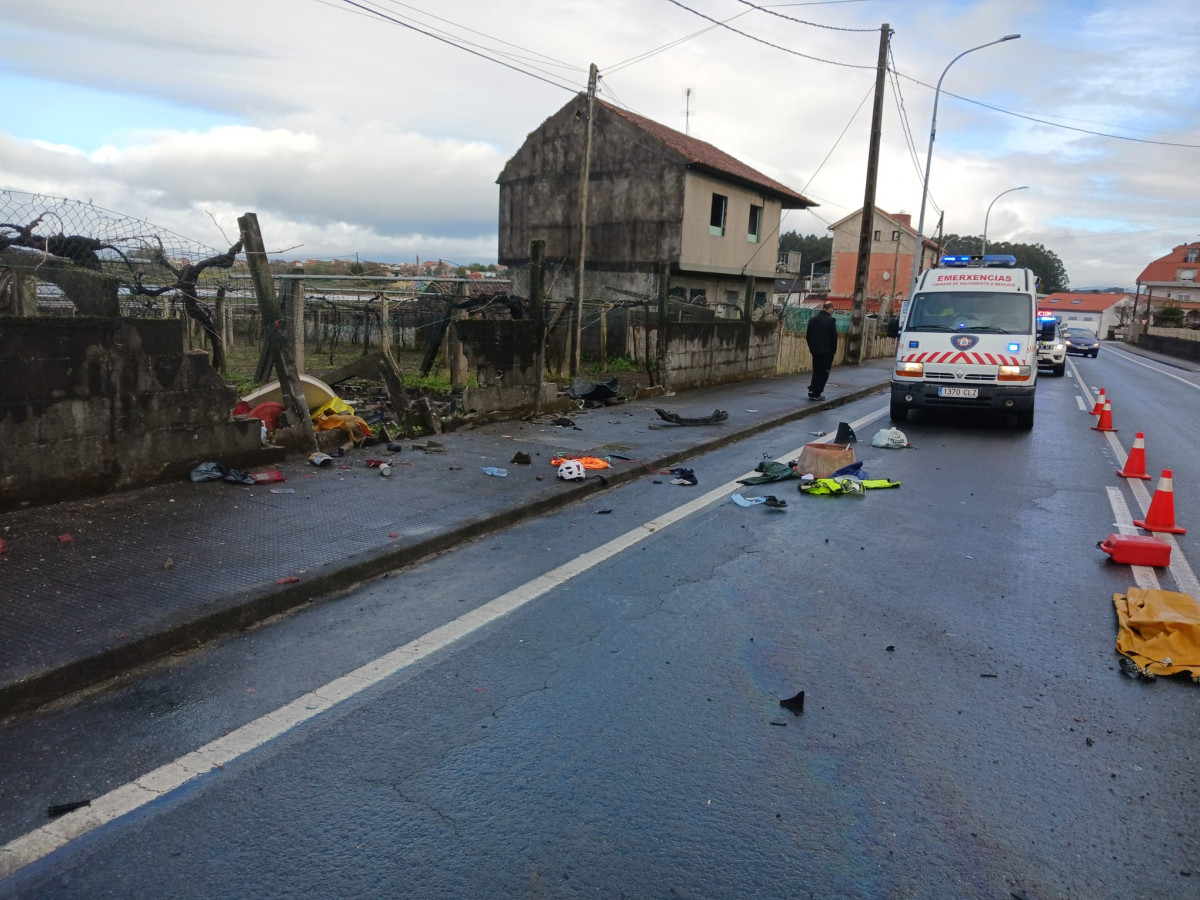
[
  {"xmin": 313, "ymin": 413, "xmax": 372, "ymax": 442},
  {"xmin": 1113, "ymin": 587, "xmax": 1200, "ymax": 680}
]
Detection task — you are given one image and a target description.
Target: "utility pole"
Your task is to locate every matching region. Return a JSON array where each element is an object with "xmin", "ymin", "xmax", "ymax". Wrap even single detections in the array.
[
  {"xmin": 847, "ymin": 23, "xmax": 890, "ymax": 364},
  {"xmin": 571, "ymin": 63, "xmax": 598, "ymax": 378}
]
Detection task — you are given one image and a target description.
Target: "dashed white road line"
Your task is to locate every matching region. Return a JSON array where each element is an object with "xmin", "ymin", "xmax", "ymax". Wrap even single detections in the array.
[{"xmin": 1, "ymin": 408, "xmax": 887, "ymax": 879}]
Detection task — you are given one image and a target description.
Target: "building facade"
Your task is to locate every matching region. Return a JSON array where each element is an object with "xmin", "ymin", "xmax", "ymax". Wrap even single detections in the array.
[
  {"xmin": 825, "ymin": 207, "xmax": 939, "ymax": 315},
  {"xmin": 497, "ymin": 95, "xmax": 815, "ymax": 318}
]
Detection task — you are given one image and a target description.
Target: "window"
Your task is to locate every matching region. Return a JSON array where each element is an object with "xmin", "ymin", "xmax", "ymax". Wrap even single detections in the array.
[
  {"xmin": 873, "ymin": 230, "xmax": 881, "ymax": 241},
  {"xmin": 709, "ymin": 194, "xmax": 727, "ymax": 236},
  {"xmin": 747, "ymin": 205, "xmax": 762, "ymax": 243},
  {"xmin": 725, "ymin": 290, "xmax": 740, "ymax": 306},
  {"xmin": 754, "ymin": 291, "xmax": 767, "ymax": 309},
  {"xmin": 1178, "ymin": 268, "xmax": 1196, "ymax": 282},
  {"xmin": 891, "ymin": 230, "xmax": 900, "ymax": 241},
  {"xmin": 1180, "ymin": 293, "xmax": 1192, "ymax": 302},
  {"xmin": 1185, "ymin": 248, "xmax": 1199, "ymax": 263},
  {"xmin": 689, "ymin": 288, "xmax": 707, "ymax": 304}
]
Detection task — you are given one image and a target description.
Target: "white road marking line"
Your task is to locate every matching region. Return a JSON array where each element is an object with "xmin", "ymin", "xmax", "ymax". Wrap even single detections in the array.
[
  {"xmin": 1101, "ymin": 413, "xmax": 1200, "ymax": 597},
  {"xmin": 1075, "ymin": 395, "xmax": 1088, "ymax": 411},
  {"xmin": 0, "ymin": 404, "xmax": 888, "ymax": 879},
  {"xmin": 1103, "ymin": 346, "xmax": 1200, "ymax": 390},
  {"xmin": 1105, "ymin": 487, "xmax": 1159, "ymax": 591}
]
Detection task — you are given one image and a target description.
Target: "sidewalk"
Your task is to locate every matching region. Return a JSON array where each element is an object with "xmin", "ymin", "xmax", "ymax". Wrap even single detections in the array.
[{"xmin": 0, "ymin": 360, "xmax": 893, "ymax": 717}]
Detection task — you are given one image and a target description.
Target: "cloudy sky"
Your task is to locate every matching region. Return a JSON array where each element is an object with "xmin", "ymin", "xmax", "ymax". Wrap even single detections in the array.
[{"xmin": 1, "ymin": 0, "xmax": 1197, "ymax": 288}]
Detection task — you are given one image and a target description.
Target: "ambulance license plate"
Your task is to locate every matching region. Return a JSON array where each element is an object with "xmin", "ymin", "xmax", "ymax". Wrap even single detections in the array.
[{"xmin": 938, "ymin": 386, "xmax": 978, "ymax": 398}]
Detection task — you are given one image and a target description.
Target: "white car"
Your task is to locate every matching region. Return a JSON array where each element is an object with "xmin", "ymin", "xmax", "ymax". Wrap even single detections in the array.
[{"xmin": 1036, "ymin": 321, "xmax": 1066, "ymax": 376}]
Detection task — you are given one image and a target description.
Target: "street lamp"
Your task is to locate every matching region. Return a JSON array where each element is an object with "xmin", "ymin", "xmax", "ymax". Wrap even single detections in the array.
[
  {"xmin": 914, "ymin": 33, "xmax": 1021, "ymax": 281},
  {"xmin": 981, "ymin": 185, "xmax": 1029, "ymax": 255}
]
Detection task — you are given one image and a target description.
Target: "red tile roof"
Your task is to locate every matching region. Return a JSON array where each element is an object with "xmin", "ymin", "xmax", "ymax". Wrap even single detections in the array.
[
  {"xmin": 1137, "ymin": 242, "xmax": 1200, "ymax": 284},
  {"xmin": 601, "ymin": 100, "xmax": 814, "ymax": 209},
  {"xmin": 1040, "ymin": 292, "xmax": 1131, "ymax": 312}
]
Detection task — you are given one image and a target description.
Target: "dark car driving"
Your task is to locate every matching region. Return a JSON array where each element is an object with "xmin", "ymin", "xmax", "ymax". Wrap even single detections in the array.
[{"xmin": 1063, "ymin": 326, "xmax": 1100, "ymax": 357}]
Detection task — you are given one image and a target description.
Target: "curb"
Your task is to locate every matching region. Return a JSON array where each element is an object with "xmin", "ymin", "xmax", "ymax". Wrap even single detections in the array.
[{"xmin": 0, "ymin": 379, "xmax": 890, "ymax": 718}]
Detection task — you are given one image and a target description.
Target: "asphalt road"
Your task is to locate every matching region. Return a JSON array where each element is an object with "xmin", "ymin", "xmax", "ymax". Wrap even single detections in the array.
[{"xmin": 2, "ymin": 347, "xmax": 1198, "ymax": 899}]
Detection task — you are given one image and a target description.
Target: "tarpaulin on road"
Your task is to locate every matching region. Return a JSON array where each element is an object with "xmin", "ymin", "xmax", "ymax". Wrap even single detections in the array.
[{"xmin": 1113, "ymin": 587, "xmax": 1200, "ymax": 680}]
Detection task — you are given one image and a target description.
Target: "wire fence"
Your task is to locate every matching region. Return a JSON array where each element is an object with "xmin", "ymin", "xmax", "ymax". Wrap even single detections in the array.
[{"xmin": 3, "ymin": 189, "xmax": 847, "ymax": 387}]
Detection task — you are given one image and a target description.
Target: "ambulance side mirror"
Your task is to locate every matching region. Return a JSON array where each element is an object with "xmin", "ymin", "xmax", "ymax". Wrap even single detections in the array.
[{"xmin": 886, "ymin": 316, "xmax": 900, "ymax": 338}]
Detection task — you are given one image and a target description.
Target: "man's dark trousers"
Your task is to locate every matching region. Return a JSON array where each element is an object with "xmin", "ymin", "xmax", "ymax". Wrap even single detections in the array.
[{"xmin": 809, "ymin": 354, "xmax": 834, "ymax": 397}]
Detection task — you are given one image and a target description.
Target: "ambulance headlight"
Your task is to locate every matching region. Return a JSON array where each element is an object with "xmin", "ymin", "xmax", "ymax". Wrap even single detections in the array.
[
  {"xmin": 895, "ymin": 361, "xmax": 923, "ymax": 377},
  {"xmin": 997, "ymin": 365, "xmax": 1031, "ymax": 381}
]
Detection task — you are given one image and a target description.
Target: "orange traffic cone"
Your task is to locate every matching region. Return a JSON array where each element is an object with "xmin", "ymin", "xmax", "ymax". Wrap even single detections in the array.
[
  {"xmin": 1090, "ymin": 387, "xmax": 1106, "ymax": 415},
  {"xmin": 1091, "ymin": 399, "xmax": 1117, "ymax": 432},
  {"xmin": 1118, "ymin": 432, "xmax": 1152, "ymax": 480},
  {"xmin": 1134, "ymin": 470, "xmax": 1187, "ymax": 535}
]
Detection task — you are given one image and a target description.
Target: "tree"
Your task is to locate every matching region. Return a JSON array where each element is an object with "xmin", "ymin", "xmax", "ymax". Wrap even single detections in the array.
[
  {"xmin": 778, "ymin": 231, "xmax": 832, "ymax": 269},
  {"xmin": 939, "ymin": 234, "xmax": 1069, "ymax": 293}
]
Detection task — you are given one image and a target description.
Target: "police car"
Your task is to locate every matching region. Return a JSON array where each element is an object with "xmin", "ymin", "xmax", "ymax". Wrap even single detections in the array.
[{"xmin": 1035, "ymin": 316, "xmax": 1066, "ymax": 376}]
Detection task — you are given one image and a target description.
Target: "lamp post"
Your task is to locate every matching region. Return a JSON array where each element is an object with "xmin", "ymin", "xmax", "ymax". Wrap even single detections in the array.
[
  {"xmin": 981, "ymin": 185, "xmax": 1029, "ymax": 255},
  {"xmin": 914, "ymin": 33, "xmax": 1020, "ymax": 282}
]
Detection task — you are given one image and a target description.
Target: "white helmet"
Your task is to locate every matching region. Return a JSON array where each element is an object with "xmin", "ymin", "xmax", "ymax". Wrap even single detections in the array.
[{"xmin": 557, "ymin": 460, "xmax": 586, "ymax": 481}]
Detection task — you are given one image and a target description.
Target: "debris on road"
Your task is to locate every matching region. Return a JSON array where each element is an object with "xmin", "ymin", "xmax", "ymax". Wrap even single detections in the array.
[
  {"xmin": 871, "ymin": 427, "xmax": 910, "ymax": 449},
  {"xmin": 511, "ymin": 451, "xmax": 532, "ymax": 465},
  {"xmin": 1113, "ymin": 587, "xmax": 1200, "ymax": 680},
  {"xmin": 190, "ymin": 461, "xmax": 255, "ymax": 484},
  {"xmin": 779, "ymin": 691, "xmax": 805, "ymax": 715},
  {"xmin": 654, "ymin": 408, "xmax": 728, "ymax": 426},
  {"xmin": 47, "ymin": 800, "xmax": 91, "ymax": 819},
  {"xmin": 669, "ymin": 467, "xmax": 697, "ymax": 486},
  {"xmin": 482, "ymin": 467, "xmax": 508, "ymax": 477}
]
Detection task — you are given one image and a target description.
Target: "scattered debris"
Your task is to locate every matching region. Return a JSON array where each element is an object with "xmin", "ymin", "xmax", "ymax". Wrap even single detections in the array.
[
  {"xmin": 269, "ymin": 488, "xmax": 296, "ymax": 494},
  {"xmin": 163, "ymin": 558, "xmax": 175, "ymax": 570},
  {"xmin": 482, "ymin": 467, "xmax": 508, "ymax": 477},
  {"xmin": 556, "ymin": 460, "xmax": 586, "ymax": 481},
  {"xmin": 275, "ymin": 576, "xmax": 301, "ymax": 584},
  {"xmin": 885, "ymin": 645, "xmax": 895, "ymax": 652},
  {"xmin": 980, "ymin": 673, "xmax": 998, "ymax": 678},
  {"xmin": 0, "ymin": 538, "xmax": 9, "ymax": 554},
  {"xmin": 732, "ymin": 494, "xmax": 786, "ymax": 508},
  {"xmin": 833, "ymin": 422, "xmax": 857, "ymax": 443},
  {"xmin": 779, "ymin": 691, "xmax": 805, "ymax": 715},
  {"xmin": 552, "ymin": 416, "xmax": 576, "ymax": 427},
  {"xmin": 568, "ymin": 377, "xmax": 621, "ymax": 402},
  {"xmin": 190, "ymin": 461, "xmax": 255, "ymax": 484},
  {"xmin": 511, "ymin": 451, "xmax": 533, "ymax": 465},
  {"xmin": 654, "ymin": 408, "xmax": 728, "ymax": 426},
  {"xmin": 669, "ymin": 467, "xmax": 697, "ymax": 486},
  {"xmin": 307, "ymin": 452, "xmax": 333, "ymax": 467},
  {"xmin": 871, "ymin": 427, "xmax": 910, "ymax": 449},
  {"xmin": 634, "ymin": 384, "xmax": 667, "ymax": 399},
  {"xmin": 251, "ymin": 469, "xmax": 285, "ymax": 484},
  {"xmin": 47, "ymin": 800, "xmax": 91, "ymax": 819},
  {"xmin": 387, "ymin": 441, "xmax": 404, "ymax": 452},
  {"xmin": 379, "ymin": 464, "xmax": 393, "ymax": 477},
  {"xmin": 595, "ymin": 509, "xmax": 613, "ymax": 515},
  {"xmin": 57, "ymin": 534, "xmax": 75, "ymax": 544}
]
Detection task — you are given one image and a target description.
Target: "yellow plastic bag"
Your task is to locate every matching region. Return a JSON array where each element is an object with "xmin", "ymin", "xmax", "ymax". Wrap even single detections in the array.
[
  {"xmin": 311, "ymin": 395, "xmax": 355, "ymax": 418},
  {"xmin": 1113, "ymin": 587, "xmax": 1200, "ymax": 680}
]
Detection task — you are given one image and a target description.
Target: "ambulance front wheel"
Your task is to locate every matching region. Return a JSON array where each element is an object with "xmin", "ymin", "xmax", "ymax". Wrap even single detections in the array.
[
  {"xmin": 1016, "ymin": 403, "xmax": 1035, "ymax": 430},
  {"xmin": 889, "ymin": 399, "xmax": 909, "ymax": 423}
]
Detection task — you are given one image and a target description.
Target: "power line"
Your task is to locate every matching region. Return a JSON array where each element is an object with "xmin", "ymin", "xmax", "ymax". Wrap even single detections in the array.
[
  {"xmin": 661, "ymin": 0, "xmax": 878, "ymax": 70},
  {"xmin": 886, "ymin": 45, "xmax": 939, "ymax": 219},
  {"xmin": 368, "ymin": 0, "xmax": 585, "ymax": 74},
  {"xmin": 604, "ymin": 10, "xmax": 753, "ymax": 74},
  {"xmin": 331, "ymin": 0, "xmax": 582, "ymax": 93},
  {"xmin": 732, "ymin": 0, "xmax": 877, "ymax": 32},
  {"xmin": 893, "ymin": 70, "xmax": 1200, "ymax": 150}
]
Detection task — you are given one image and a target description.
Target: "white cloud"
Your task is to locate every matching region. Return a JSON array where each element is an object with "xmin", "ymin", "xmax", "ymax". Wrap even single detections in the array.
[{"xmin": 1, "ymin": 0, "xmax": 1198, "ymax": 286}]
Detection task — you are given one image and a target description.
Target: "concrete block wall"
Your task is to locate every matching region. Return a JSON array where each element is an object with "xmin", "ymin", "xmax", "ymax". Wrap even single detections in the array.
[{"xmin": 0, "ymin": 317, "xmax": 264, "ymax": 509}]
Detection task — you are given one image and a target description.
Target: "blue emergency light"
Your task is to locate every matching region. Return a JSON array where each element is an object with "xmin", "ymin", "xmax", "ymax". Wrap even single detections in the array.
[{"xmin": 939, "ymin": 254, "xmax": 1018, "ymax": 268}]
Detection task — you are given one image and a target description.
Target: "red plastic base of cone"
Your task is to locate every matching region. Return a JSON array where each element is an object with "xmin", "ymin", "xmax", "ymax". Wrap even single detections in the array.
[
  {"xmin": 1118, "ymin": 468, "xmax": 1152, "ymax": 480},
  {"xmin": 1133, "ymin": 518, "xmax": 1187, "ymax": 535}
]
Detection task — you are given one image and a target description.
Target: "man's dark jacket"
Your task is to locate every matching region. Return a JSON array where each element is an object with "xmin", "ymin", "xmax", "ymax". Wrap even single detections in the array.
[{"xmin": 806, "ymin": 310, "xmax": 839, "ymax": 355}]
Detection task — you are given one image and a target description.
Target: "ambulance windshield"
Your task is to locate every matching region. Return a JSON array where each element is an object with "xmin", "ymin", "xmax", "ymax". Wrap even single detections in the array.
[{"xmin": 905, "ymin": 291, "xmax": 1033, "ymax": 333}]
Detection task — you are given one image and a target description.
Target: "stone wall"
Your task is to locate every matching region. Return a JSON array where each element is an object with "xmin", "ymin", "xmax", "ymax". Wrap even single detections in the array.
[
  {"xmin": 0, "ymin": 317, "xmax": 264, "ymax": 510},
  {"xmin": 1137, "ymin": 331, "xmax": 1200, "ymax": 362}
]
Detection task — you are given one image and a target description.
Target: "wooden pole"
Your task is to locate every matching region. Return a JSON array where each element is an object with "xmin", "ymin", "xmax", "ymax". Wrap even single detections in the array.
[
  {"xmin": 530, "ymin": 240, "xmax": 546, "ymax": 414},
  {"xmin": 283, "ymin": 267, "xmax": 305, "ymax": 374},
  {"xmin": 236, "ymin": 212, "xmax": 318, "ymax": 451},
  {"xmin": 571, "ymin": 63, "xmax": 598, "ymax": 378},
  {"xmin": 848, "ymin": 23, "xmax": 891, "ymax": 365}
]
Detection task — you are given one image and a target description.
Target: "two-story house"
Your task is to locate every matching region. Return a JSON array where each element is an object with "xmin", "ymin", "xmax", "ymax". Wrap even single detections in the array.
[
  {"xmin": 497, "ymin": 95, "xmax": 815, "ymax": 318},
  {"xmin": 1136, "ymin": 241, "xmax": 1200, "ymax": 327},
  {"xmin": 1037, "ymin": 292, "xmax": 1135, "ymax": 338},
  {"xmin": 825, "ymin": 207, "xmax": 939, "ymax": 317}
]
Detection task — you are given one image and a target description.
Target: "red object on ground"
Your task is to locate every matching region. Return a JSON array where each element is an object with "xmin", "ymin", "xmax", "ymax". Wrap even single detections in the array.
[
  {"xmin": 0, "ymin": 538, "xmax": 8, "ymax": 554},
  {"xmin": 252, "ymin": 470, "xmax": 286, "ymax": 484},
  {"xmin": 275, "ymin": 576, "xmax": 301, "ymax": 584},
  {"xmin": 364, "ymin": 459, "xmax": 383, "ymax": 467},
  {"xmin": 249, "ymin": 401, "xmax": 286, "ymax": 433},
  {"xmin": 57, "ymin": 534, "xmax": 74, "ymax": 544},
  {"xmin": 1134, "ymin": 470, "xmax": 1187, "ymax": 535},
  {"xmin": 1091, "ymin": 399, "xmax": 1117, "ymax": 432},
  {"xmin": 1098, "ymin": 534, "xmax": 1171, "ymax": 567},
  {"xmin": 231, "ymin": 400, "xmax": 251, "ymax": 417},
  {"xmin": 1090, "ymin": 388, "xmax": 1106, "ymax": 416},
  {"xmin": 1117, "ymin": 432, "xmax": 1152, "ymax": 480}
]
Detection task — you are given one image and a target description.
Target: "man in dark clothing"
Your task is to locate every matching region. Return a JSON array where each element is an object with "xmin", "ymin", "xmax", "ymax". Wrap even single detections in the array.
[{"xmin": 805, "ymin": 300, "xmax": 838, "ymax": 401}]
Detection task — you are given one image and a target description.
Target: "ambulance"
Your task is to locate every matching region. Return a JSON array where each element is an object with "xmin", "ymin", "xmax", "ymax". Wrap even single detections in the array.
[{"xmin": 886, "ymin": 254, "xmax": 1043, "ymax": 429}]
